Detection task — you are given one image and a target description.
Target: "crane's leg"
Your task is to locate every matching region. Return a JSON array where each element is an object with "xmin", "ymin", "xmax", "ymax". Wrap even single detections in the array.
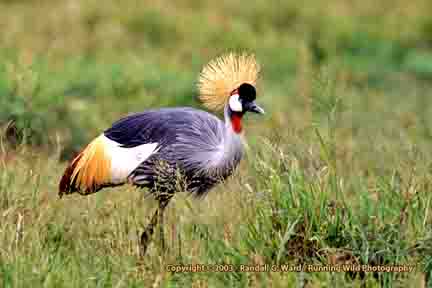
[
  {"xmin": 140, "ymin": 206, "xmax": 159, "ymax": 256},
  {"xmin": 139, "ymin": 194, "xmax": 172, "ymax": 256},
  {"xmin": 158, "ymin": 199, "xmax": 168, "ymax": 252}
]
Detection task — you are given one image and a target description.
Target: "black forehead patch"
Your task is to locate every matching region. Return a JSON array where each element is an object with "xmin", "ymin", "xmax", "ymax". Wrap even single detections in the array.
[{"xmin": 238, "ymin": 83, "xmax": 256, "ymax": 102}]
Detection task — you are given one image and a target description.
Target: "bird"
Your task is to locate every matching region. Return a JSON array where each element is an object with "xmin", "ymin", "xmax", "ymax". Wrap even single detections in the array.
[{"xmin": 58, "ymin": 52, "xmax": 264, "ymax": 255}]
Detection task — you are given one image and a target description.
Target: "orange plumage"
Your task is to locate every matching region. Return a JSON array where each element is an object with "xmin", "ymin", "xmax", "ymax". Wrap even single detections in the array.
[{"xmin": 59, "ymin": 135, "xmax": 111, "ymax": 196}]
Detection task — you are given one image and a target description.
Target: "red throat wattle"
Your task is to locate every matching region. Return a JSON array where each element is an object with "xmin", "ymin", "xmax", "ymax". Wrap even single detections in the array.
[{"xmin": 231, "ymin": 113, "xmax": 243, "ymax": 134}]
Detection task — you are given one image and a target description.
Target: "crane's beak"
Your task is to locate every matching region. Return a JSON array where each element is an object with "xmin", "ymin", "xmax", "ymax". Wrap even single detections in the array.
[{"xmin": 245, "ymin": 101, "xmax": 265, "ymax": 114}]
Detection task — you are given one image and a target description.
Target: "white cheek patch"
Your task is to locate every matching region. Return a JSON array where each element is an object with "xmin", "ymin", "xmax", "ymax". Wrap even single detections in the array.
[{"xmin": 229, "ymin": 94, "xmax": 243, "ymax": 112}]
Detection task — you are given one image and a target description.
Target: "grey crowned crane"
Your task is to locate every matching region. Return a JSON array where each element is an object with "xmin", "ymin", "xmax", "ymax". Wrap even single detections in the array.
[{"xmin": 58, "ymin": 53, "xmax": 264, "ymax": 255}]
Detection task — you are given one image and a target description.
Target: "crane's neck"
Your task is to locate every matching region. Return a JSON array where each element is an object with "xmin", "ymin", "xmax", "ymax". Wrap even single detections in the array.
[
  {"xmin": 224, "ymin": 105, "xmax": 244, "ymax": 134},
  {"xmin": 198, "ymin": 105, "xmax": 243, "ymax": 177},
  {"xmin": 219, "ymin": 104, "xmax": 243, "ymax": 162}
]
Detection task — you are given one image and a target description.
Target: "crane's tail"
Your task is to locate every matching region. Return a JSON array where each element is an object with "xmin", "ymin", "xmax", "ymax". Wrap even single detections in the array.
[{"xmin": 59, "ymin": 135, "xmax": 112, "ymax": 197}]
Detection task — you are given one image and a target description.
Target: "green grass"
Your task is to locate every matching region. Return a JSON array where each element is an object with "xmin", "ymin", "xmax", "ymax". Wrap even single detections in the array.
[{"xmin": 1, "ymin": 0, "xmax": 432, "ymax": 287}]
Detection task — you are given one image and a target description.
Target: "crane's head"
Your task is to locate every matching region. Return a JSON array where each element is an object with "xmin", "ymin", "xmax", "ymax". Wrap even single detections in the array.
[
  {"xmin": 198, "ymin": 53, "xmax": 264, "ymax": 133},
  {"xmin": 198, "ymin": 53, "xmax": 263, "ymax": 114},
  {"xmin": 228, "ymin": 83, "xmax": 264, "ymax": 115},
  {"xmin": 226, "ymin": 82, "xmax": 264, "ymax": 133}
]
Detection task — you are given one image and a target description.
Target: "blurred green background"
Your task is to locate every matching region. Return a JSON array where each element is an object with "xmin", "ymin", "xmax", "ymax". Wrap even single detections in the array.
[
  {"xmin": 1, "ymin": 0, "xmax": 432, "ymax": 158},
  {"xmin": 1, "ymin": 1, "xmax": 432, "ymax": 287}
]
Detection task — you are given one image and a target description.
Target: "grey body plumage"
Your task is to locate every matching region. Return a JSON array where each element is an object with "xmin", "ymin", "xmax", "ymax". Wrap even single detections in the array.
[{"xmin": 105, "ymin": 107, "xmax": 243, "ymax": 197}]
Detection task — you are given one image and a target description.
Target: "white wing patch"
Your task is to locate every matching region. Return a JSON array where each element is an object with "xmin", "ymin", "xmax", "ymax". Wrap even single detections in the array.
[{"xmin": 101, "ymin": 134, "xmax": 159, "ymax": 183}]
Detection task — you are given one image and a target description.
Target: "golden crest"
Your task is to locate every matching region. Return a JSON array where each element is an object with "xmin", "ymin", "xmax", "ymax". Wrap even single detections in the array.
[{"xmin": 198, "ymin": 53, "xmax": 260, "ymax": 111}]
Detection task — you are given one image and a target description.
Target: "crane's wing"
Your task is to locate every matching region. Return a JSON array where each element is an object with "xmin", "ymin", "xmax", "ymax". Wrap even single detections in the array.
[
  {"xmin": 58, "ymin": 109, "xmax": 175, "ymax": 196},
  {"xmin": 58, "ymin": 107, "xmax": 222, "ymax": 197},
  {"xmin": 59, "ymin": 108, "xmax": 220, "ymax": 196},
  {"xmin": 58, "ymin": 132, "xmax": 159, "ymax": 196}
]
